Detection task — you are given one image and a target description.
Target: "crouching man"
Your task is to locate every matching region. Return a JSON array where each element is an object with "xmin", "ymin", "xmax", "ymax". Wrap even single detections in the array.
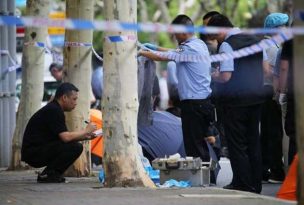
[{"xmin": 21, "ymin": 82, "xmax": 97, "ymax": 183}]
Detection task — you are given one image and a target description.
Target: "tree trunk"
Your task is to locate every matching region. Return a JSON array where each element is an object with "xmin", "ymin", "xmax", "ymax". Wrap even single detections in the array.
[
  {"xmin": 63, "ymin": 0, "xmax": 94, "ymax": 177},
  {"xmin": 138, "ymin": 0, "xmax": 148, "ymax": 22},
  {"xmin": 154, "ymin": 0, "xmax": 171, "ymax": 24},
  {"xmin": 9, "ymin": 0, "xmax": 50, "ymax": 170},
  {"xmin": 191, "ymin": 1, "xmax": 208, "ymax": 23},
  {"xmin": 267, "ymin": 0, "xmax": 283, "ymax": 12},
  {"xmin": 294, "ymin": 1, "xmax": 304, "ymax": 203},
  {"xmin": 102, "ymin": 0, "xmax": 155, "ymax": 188}
]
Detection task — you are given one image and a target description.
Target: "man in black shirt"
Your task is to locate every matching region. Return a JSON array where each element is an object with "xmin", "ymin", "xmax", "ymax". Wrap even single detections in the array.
[{"xmin": 21, "ymin": 82, "xmax": 97, "ymax": 183}]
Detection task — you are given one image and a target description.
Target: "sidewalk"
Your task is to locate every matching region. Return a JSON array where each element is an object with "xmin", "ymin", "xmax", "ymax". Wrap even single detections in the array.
[{"xmin": 0, "ymin": 169, "xmax": 295, "ymax": 205}]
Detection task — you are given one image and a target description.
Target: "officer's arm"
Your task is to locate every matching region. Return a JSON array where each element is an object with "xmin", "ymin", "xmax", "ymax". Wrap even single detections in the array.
[
  {"xmin": 263, "ymin": 60, "xmax": 273, "ymax": 79},
  {"xmin": 157, "ymin": 47, "xmax": 170, "ymax": 52},
  {"xmin": 139, "ymin": 50, "xmax": 169, "ymax": 61},
  {"xmin": 279, "ymin": 59, "xmax": 289, "ymax": 93},
  {"xmin": 213, "ymin": 43, "xmax": 233, "ymax": 83}
]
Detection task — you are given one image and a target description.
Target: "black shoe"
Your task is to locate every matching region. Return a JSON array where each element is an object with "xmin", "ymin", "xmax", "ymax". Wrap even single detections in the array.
[
  {"xmin": 223, "ymin": 183, "xmax": 234, "ymax": 190},
  {"xmin": 37, "ymin": 173, "xmax": 66, "ymax": 183},
  {"xmin": 223, "ymin": 183, "xmax": 257, "ymax": 193},
  {"xmin": 262, "ymin": 170, "xmax": 270, "ymax": 183}
]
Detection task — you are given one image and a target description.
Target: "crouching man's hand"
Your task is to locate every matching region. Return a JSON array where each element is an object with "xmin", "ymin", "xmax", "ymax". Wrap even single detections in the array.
[
  {"xmin": 59, "ymin": 122, "xmax": 98, "ymax": 142},
  {"xmin": 83, "ymin": 123, "xmax": 97, "ymax": 140},
  {"xmin": 84, "ymin": 132, "xmax": 97, "ymax": 140}
]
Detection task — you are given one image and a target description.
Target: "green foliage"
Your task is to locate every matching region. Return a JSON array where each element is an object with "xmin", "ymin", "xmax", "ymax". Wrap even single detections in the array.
[
  {"xmin": 92, "ymin": 14, "xmax": 104, "ymax": 53},
  {"xmin": 48, "ymin": 0, "xmax": 269, "ymax": 53}
]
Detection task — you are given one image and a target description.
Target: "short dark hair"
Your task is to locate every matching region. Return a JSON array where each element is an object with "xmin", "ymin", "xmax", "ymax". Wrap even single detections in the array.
[
  {"xmin": 171, "ymin": 14, "xmax": 193, "ymax": 26},
  {"xmin": 207, "ymin": 14, "xmax": 234, "ymax": 28},
  {"xmin": 49, "ymin": 63, "xmax": 63, "ymax": 72},
  {"xmin": 54, "ymin": 82, "xmax": 79, "ymax": 99},
  {"xmin": 203, "ymin": 11, "xmax": 220, "ymax": 20}
]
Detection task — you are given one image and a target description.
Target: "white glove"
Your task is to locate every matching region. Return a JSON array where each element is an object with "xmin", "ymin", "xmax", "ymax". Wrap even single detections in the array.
[{"xmin": 279, "ymin": 93, "xmax": 287, "ymax": 105}]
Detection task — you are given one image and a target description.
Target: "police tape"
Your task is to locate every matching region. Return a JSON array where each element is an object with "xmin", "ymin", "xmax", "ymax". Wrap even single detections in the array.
[
  {"xmin": 105, "ymin": 35, "xmax": 137, "ymax": 42},
  {"xmin": 0, "ymin": 50, "xmax": 19, "ymax": 66},
  {"xmin": 1, "ymin": 40, "xmax": 101, "ymax": 73},
  {"xmin": 149, "ymin": 31, "xmax": 293, "ymax": 63},
  {"xmin": 1, "ymin": 15, "xmax": 304, "ymax": 35},
  {"xmin": 64, "ymin": 41, "xmax": 92, "ymax": 47},
  {"xmin": 0, "ymin": 50, "xmax": 20, "ymax": 78},
  {"xmin": 2, "ymin": 30, "xmax": 294, "ymax": 74},
  {"xmin": 2, "ymin": 41, "xmax": 95, "ymax": 75},
  {"xmin": 24, "ymin": 41, "xmax": 46, "ymax": 47},
  {"xmin": 92, "ymin": 46, "xmax": 103, "ymax": 61}
]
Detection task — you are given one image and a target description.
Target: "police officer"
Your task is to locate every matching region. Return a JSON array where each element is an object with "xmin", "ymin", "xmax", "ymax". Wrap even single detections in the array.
[
  {"xmin": 139, "ymin": 14, "xmax": 214, "ymax": 162},
  {"xmin": 207, "ymin": 14, "xmax": 265, "ymax": 193}
]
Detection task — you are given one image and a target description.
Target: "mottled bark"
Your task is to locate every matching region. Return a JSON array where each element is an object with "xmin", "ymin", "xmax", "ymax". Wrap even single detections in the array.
[
  {"xmin": 102, "ymin": 0, "xmax": 155, "ymax": 187},
  {"xmin": 10, "ymin": 0, "xmax": 50, "ymax": 170},
  {"xmin": 191, "ymin": 1, "xmax": 208, "ymax": 23},
  {"xmin": 63, "ymin": 0, "xmax": 94, "ymax": 177},
  {"xmin": 138, "ymin": 0, "xmax": 148, "ymax": 22},
  {"xmin": 154, "ymin": 0, "xmax": 171, "ymax": 24},
  {"xmin": 294, "ymin": 0, "xmax": 304, "ymax": 203}
]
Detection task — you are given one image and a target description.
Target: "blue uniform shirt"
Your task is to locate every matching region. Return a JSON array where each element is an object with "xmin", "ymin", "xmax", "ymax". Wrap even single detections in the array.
[
  {"xmin": 167, "ymin": 61, "xmax": 178, "ymax": 86},
  {"xmin": 167, "ymin": 36, "xmax": 211, "ymax": 100}
]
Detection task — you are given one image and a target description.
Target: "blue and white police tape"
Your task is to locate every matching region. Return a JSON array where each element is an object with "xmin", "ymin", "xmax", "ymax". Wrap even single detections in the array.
[
  {"xmin": 1, "ymin": 15, "xmax": 304, "ymax": 35},
  {"xmin": 92, "ymin": 47, "xmax": 103, "ymax": 61},
  {"xmin": 23, "ymin": 40, "xmax": 101, "ymax": 64},
  {"xmin": 23, "ymin": 41, "xmax": 46, "ymax": 48},
  {"xmin": 0, "ymin": 50, "xmax": 9, "ymax": 55},
  {"xmin": 149, "ymin": 31, "xmax": 293, "ymax": 63},
  {"xmin": 0, "ymin": 49, "xmax": 19, "ymax": 67},
  {"xmin": 7, "ymin": 65, "xmax": 21, "ymax": 72},
  {"xmin": 25, "ymin": 41, "xmax": 92, "ymax": 48},
  {"xmin": 1, "ymin": 50, "xmax": 16, "ymax": 65},
  {"xmin": 0, "ymin": 50, "xmax": 20, "ymax": 76},
  {"xmin": 105, "ymin": 35, "xmax": 136, "ymax": 43},
  {"xmin": 64, "ymin": 41, "xmax": 92, "ymax": 47}
]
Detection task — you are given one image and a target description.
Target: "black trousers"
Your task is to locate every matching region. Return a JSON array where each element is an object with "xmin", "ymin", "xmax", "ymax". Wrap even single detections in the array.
[
  {"xmin": 180, "ymin": 99, "xmax": 214, "ymax": 162},
  {"xmin": 223, "ymin": 104, "xmax": 262, "ymax": 193},
  {"xmin": 260, "ymin": 85, "xmax": 284, "ymax": 175},
  {"xmin": 285, "ymin": 96, "xmax": 297, "ymax": 165},
  {"xmin": 22, "ymin": 141, "xmax": 83, "ymax": 175}
]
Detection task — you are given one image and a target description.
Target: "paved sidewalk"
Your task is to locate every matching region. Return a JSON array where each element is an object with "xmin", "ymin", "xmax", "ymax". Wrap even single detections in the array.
[{"xmin": 0, "ymin": 169, "xmax": 295, "ymax": 205}]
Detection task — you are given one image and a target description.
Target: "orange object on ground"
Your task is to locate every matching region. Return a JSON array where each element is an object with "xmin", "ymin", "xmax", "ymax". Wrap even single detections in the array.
[
  {"xmin": 277, "ymin": 154, "xmax": 298, "ymax": 201},
  {"xmin": 90, "ymin": 109, "xmax": 103, "ymax": 158}
]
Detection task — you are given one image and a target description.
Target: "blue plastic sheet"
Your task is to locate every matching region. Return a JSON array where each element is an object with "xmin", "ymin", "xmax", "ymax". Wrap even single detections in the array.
[
  {"xmin": 145, "ymin": 166, "xmax": 160, "ymax": 184},
  {"xmin": 159, "ymin": 179, "xmax": 191, "ymax": 188},
  {"xmin": 99, "ymin": 169, "xmax": 105, "ymax": 184}
]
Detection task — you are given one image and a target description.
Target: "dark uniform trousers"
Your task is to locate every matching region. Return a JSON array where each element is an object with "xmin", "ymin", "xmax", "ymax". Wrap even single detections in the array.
[
  {"xmin": 180, "ymin": 99, "xmax": 214, "ymax": 162},
  {"xmin": 260, "ymin": 85, "xmax": 284, "ymax": 176},
  {"xmin": 23, "ymin": 141, "xmax": 83, "ymax": 175},
  {"xmin": 285, "ymin": 95, "xmax": 296, "ymax": 165},
  {"xmin": 223, "ymin": 104, "xmax": 262, "ymax": 193}
]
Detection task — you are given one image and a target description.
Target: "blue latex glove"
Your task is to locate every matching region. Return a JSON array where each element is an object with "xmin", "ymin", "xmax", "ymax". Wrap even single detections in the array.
[{"xmin": 142, "ymin": 43, "xmax": 158, "ymax": 51}]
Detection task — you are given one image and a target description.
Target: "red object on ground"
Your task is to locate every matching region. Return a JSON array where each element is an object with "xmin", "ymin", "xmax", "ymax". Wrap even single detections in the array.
[
  {"xmin": 90, "ymin": 109, "xmax": 103, "ymax": 158},
  {"xmin": 277, "ymin": 154, "xmax": 298, "ymax": 201}
]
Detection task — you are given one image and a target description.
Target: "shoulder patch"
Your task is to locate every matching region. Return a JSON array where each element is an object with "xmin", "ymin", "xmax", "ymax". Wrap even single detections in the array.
[{"xmin": 175, "ymin": 48, "xmax": 184, "ymax": 52}]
